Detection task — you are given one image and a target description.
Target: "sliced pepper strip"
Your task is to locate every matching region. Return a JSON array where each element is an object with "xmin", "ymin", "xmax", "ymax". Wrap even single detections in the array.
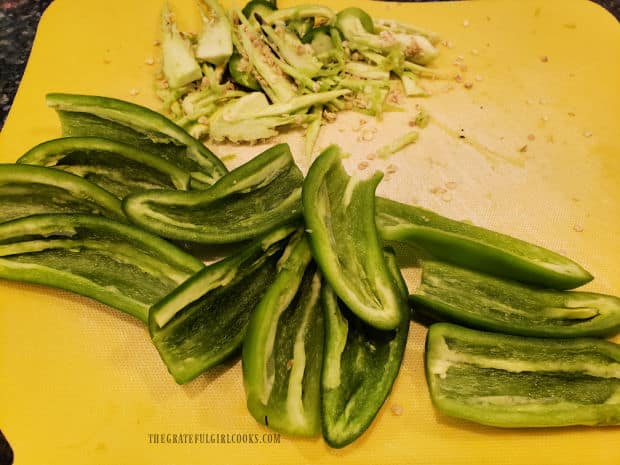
[
  {"xmin": 123, "ymin": 143, "xmax": 303, "ymax": 244},
  {"xmin": 0, "ymin": 214, "xmax": 204, "ymax": 322},
  {"xmin": 0, "ymin": 163, "xmax": 125, "ymax": 223},
  {"xmin": 17, "ymin": 137, "xmax": 191, "ymax": 198},
  {"xmin": 411, "ymin": 260, "xmax": 620, "ymax": 338},
  {"xmin": 376, "ymin": 196, "xmax": 593, "ymax": 290},
  {"xmin": 321, "ymin": 248, "xmax": 409, "ymax": 448},
  {"xmin": 149, "ymin": 224, "xmax": 298, "ymax": 384},
  {"xmin": 302, "ymin": 145, "xmax": 403, "ymax": 330},
  {"xmin": 243, "ymin": 232, "xmax": 323, "ymax": 437},
  {"xmin": 426, "ymin": 322, "xmax": 620, "ymax": 427},
  {"xmin": 45, "ymin": 93, "xmax": 228, "ymax": 187}
]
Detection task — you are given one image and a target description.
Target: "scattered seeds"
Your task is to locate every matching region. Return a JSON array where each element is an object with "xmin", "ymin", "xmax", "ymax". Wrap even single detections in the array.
[
  {"xmin": 527, "ymin": 134, "xmax": 536, "ymax": 141},
  {"xmin": 583, "ymin": 131, "xmax": 593, "ymax": 138},
  {"xmin": 463, "ymin": 19, "xmax": 470, "ymax": 27},
  {"xmin": 391, "ymin": 404, "xmax": 404, "ymax": 416},
  {"xmin": 445, "ymin": 181, "xmax": 458, "ymax": 190},
  {"xmin": 463, "ymin": 81, "xmax": 473, "ymax": 89},
  {"xmin": 540, "ymin": 55, "xmax": 549, "ymax": 63},
  {"xmin": 519, "ymin": 144, "xmax": 528, "ymax": 153},
  {"xmin": 359, "ymin": 129, "xmax": 375, "ymax": 142},
  {"xmin": 129, "ymin": 88, "xmax": 140, "ymax": 96},
  {"xmin": 145, "ymin": 57, "xmax": 155, "ymax": 65},
  {"xmin": 573, "ymin": 224, "xmax": 584, "ymax": 232},
  {"xmin": 441, "ymin": 192, "xmax": 452, "ymax": 202},
  {"xmin": 430, "ymin": 186, "xmax": 447, "ymax": 195},
  {"xmin": 358, "ymin": 161, "xmax": 369, "ymax": 170}
]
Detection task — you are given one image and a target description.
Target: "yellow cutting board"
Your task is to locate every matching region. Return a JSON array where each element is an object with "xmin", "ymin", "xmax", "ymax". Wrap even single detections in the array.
[{"xmin": 1, "ymin": 0, "xmax": 619, "ymax": 464}]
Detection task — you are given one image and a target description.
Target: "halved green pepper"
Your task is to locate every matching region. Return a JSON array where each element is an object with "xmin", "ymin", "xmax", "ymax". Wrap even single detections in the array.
[
  {"xmin": 426, "ymin": 322, "xmax": 620, "ymax": 427},
  {"xmin": 243, "ymin": 232, "xmax": 323, "ymax": 436},
  {"xmin": 321, "ymin": 249, "xmax": 409, "ymax": 448},
  {"xmin": 376, "ymin": 197, "xmax": 593, "ymax": 290},
  {"xmin": 17, "ymin": 137, "xmax": 191, "ymax": 198},
  {"xmin": 149, "ymin": 224, "xmax": 298, "ymax": 384},
  {"xmin": 123, "ymin": 143, "xmax": 303, "ymax": 244},
  {"xmin": 45, "ymin": 93, "xmax": 228, "ymax": 188},
  {"xmin": 411, "ymin": 260, "xmax": 620, "ymax": 338},
  {"xmin": 0, "ymin": 163, "xmax": 125, "ymax": 223},
  {"xmin": 302, "ymin": 145, "xmax": 403, "ymax": 330},
  {"xmin": 0, "ymin": 214, "xmax": 204, "ymax": 322}
]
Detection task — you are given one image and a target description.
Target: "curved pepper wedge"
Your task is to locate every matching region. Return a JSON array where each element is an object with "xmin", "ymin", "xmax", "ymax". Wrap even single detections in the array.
[
  {"xmin": 149, "ymin": 224, "xmax": 298, "ymax": 384},
  {"xmin": 0, "ymin": 163, "xmax": 125, "ymax": 223},
  {"xmin": 0, "ymin": 214, "xmax": 204, "ymax": 322},
  {"xmin": 123, "ymin": 143, "xmax": 304, "ymax": 244},
  {"xmin": 302, "ymin": 145, "xmax": 403, "ymax": 330},
  {"xmin": 17, "ymin": 137, "xmax": 191, "ymax": 198},
  {"xmin": 321, "ymin": 248, "xmax": 409, "ymax": 448},
  {"xmin": 45, "ymin": 93, "xmax": 228, "ymax": 187},
  {"xmin": 411, "ymin": 260, "xmax": 620, "ymax": 338},
  {"xmin": 426, "ymin": 322, "xmax": 620, "ymax": 427},
  {"xmin": 376, "ymin": 197, "xmax": 592, "ymax": 290},
  {"xmin": 243, "ymin": 232, "xmax": 324, "ymax": 437}
]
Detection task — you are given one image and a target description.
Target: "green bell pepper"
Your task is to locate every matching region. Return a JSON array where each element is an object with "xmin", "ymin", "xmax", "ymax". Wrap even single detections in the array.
[
  {"xmin": 149, "ymin": 224, "xmax": 298, "ymax": 384},
  {"xmin": 45, "ymin": 93, "xmax": 228, "ymax": 188},
  {"xmin": 17, "ymin": 137, "xmax": 191, "ymax": 198},
  {"xmin": 376, "ymin": 197, "xmax": 592, "ymax": 290},
  {"xmin": 0, "ymin": 214, "xmax": 203, "ymax": 322},
  {"xmin": 302, "ymin": 145, "xmax": 404, "ymax": 330},
  {"xmin": 0, "ymin": 163, "xmax": 125, "ymax": 223},
  {"xmin": 123, "ymin": 143, "xmax": 303, "ymax": 244},
  {"xmin": 241, "ymin": 0, "xmax": 275, "ymax": 22},
  {"xmin": 321, "ymin": 249, "xmax": 409, "ymax": 448},
  {"xmin": 243, "ymin": 232, "xmax": 323, "ymax": 436},
  {"xmin": 426, "ymin": 322, "xmax": 620, "ymax": 427},
  {"xmin": 228, "ymin": 52, "xmax": 261, "ymax": 91},
  {"xmin": 410, "ymin": 260, "xmax": 620, "ymax": 338}
]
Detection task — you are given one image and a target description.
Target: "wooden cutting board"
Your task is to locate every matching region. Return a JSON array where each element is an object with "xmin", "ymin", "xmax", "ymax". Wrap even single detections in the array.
[{"xmin": 1, "ymin": 1, "xmax": 619, "ymax": 464}]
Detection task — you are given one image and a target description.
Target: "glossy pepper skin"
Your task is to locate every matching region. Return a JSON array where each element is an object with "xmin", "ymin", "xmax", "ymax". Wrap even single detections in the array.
[
  {"xmin": 426, "ymin": 322, "xmax": 620, "ymax": 428},
  {"xmin": 18, "ymin": 137, "xmax": 191, "ymax": 198},
  {"xmin": 243, "ymin": 232, "xmax": 324, "ymax": 436},
  {"xmin": 321, "ymin": 249, "xmax": 409, "ymax": 448},
  {"xmin": 149, "ymin": 224, "xmax": 298, "ymax": 384},
  {"xmin": 376, "ymin": 196, "xmax": 592, "ymax": 290},
  {"xmin": 411, "ymin": 260, "xmax": 620, "ymax": 338},
  {"xmin": 0, "ymin": 163, "xmax": 125, "ymax": 223},
  {"xmin": 0, "ymin": 214, "xmax": 204, "ymax": 322},
  {"xmin": 302, "ymin": 145, "xmax": 404, "ymax": 330},
  {"xmin": 45, "ymin": 93, "xmax": 228, "ymax": 188},
  {"xmin": 123, "ymin": 143, "xmax": 303, "ymax": 244}
]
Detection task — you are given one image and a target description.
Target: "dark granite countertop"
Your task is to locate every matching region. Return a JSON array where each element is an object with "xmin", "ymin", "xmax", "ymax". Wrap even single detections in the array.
[{"xmin": 0, "ymin": 0, "xmax": 618, "ymax": 131}]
